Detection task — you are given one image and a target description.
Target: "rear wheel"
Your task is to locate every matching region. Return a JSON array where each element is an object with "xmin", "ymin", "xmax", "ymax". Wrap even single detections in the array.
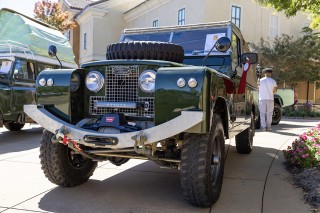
[
  {"xmin": 180, "ymin": 114, "xmax": 225, "ymax": 207},
  {"xmin": 39, "ymin": 130, "xmax": 97, "ymax": 187},
  {"xmin": 255, "ymin": 115, "xmax": 261, "ymax": 129},
  {"xmin": 235, "ymin": 115, "xmax": 254, "ymax": 154},
  {"xmin": 106, "ymin": 41, "xmax": 184, "ymax": 63},
  {"xmin": 4, "ymin": 121, "xmax": 25, "ymax": 131},
  {"xmin": 272, "ymin": 103, "xmax": 282, "ymax": 125}
]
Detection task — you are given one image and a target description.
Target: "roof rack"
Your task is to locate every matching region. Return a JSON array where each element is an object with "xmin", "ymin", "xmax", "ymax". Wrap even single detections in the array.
[{"xmin": 0, "ymin": 40, "xmax": 35, "ymax": 59}]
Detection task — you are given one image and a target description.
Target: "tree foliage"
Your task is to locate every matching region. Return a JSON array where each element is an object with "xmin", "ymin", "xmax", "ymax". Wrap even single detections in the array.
[
  {"xmin": 255, "ymin": 0, "xmax": 320, "ymax": 29},
  {"xmin": 252, "ymin": 28, "xmax": 320, "ymax": 89},
  {"xmin": 34, "ymin": 0, "xmax": 76, "ymax": 32}
]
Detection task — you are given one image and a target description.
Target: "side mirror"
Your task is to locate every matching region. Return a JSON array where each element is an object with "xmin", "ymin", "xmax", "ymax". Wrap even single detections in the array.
[
  {"xmin": 242, "ymin": 53, "xmax": 258, "ymax": 64},
  {"xmin": 214, "ymin": 37, "xmax": 231, "ymax": 52},
  {"xmin": 48, "ymin": 45, "xmax": 57, "ymax": 57}
]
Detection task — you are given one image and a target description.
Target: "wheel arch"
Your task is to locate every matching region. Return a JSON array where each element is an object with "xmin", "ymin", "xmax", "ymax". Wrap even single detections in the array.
[
  {"xmin": 274, "ymin": 94, "xmax": 283, "ymax": 106},
  {"xmin": 212, "ymin": 97, "xmax": 229, "ymax": 139}
]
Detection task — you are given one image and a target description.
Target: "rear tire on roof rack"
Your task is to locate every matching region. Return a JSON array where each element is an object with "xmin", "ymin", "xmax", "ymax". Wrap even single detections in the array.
[{"xmin": 106, "ymin": 41, "xmax": 184, "ymax": 63}]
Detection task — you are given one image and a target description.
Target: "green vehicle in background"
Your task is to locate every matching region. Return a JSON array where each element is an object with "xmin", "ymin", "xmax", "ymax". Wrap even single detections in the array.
[
  {"xmin": 25, "ymin": 21, "xmax": 259, "ymax": 207},
  {"xmin": 0, "ymin": 8, "xmax": 77, "ymax": 131}
]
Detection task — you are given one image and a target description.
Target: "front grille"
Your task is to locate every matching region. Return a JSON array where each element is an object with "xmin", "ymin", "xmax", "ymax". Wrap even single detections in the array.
[{"xmin": 89, "ymin": 65, "xmax": 154, "ymax": 118}]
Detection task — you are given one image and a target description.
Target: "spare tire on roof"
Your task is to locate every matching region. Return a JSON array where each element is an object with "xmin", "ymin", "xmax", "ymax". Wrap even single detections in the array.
[{"xmin": 106, "ymin": 41, "xmax": 184, "ymax": 63}]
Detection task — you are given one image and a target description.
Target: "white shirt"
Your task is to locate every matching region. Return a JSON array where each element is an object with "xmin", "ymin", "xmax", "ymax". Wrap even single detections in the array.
[{"xmin": 258, "ymin": 77, "xmax": 277, "ymax": 100}]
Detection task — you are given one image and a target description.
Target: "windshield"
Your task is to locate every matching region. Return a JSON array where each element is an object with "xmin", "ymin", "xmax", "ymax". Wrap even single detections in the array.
[
  {"xmin": 122, "ymin": 28, "xmax": 228, "ymax": 56},
  {"xmin": 0, "ymin": 58, "xmax": 13, "ymax": 79}
]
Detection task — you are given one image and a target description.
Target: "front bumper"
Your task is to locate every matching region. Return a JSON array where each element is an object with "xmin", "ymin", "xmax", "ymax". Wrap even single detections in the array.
[{"xmin": 24, "ymin": 105, "xmax": 204, "ymax": 149}]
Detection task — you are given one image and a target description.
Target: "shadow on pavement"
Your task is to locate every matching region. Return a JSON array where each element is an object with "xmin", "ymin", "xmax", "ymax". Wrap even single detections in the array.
[
  {"xmin": 0, "ymin": 126, "xmax": 43, "ymax": 154},
  {"xmin": 37, "ymin": 145, "xmax": 289, "ymax": 213},
  {"xmin": 38, "ymin": 161, "xmax": 209, "ymax": 213}
]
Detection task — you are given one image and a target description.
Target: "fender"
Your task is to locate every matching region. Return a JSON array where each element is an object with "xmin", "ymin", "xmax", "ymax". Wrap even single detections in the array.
[{"xmin": 36, "ymin": 69, "xmax": 84, "ymax": 123}]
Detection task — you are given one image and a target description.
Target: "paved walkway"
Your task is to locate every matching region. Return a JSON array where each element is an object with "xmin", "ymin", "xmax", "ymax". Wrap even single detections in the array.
[{"xmin": 0, "ymin": 119, "xmax": 318, "ymax": 213}]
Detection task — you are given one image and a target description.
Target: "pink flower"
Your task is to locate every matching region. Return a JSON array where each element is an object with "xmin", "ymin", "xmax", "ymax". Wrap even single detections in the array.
[{"xmin": 300, "ymin": 135, "xmax": 307, "ymax": 141}]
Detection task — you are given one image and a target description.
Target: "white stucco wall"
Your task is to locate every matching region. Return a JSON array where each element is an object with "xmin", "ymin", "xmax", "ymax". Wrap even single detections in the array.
[
  {"xmin": 125, "ymin": 0, "xmax": 310, "ymax": 45},
  {"xmin": 76, "ymin": 0, "xmax": 144, "ymax": 64},
  {"xmin": 74, "ymin": 0, "xmax": 310, "ymax": 63}
]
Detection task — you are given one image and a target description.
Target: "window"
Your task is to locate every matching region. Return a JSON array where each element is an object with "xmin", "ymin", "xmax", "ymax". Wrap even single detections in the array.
[
  {"xmin": 83, "ymin": 32, "xmax": 87, "ymax": 50},
  {"xmin": 269, "ymin": 15, "xmax": 279, "ymax": 37},
  {"xmin": 153, "ymin": 20, "xmax": 158, "ymax": 27},
  {"xmin": 231, "ymin": 6, "xmax": 241, "ymax": 28},
  {"xmin": 64, "ymin": 30, "xmax": 70, "ymax": 41},
  {"xmin": 231, "ymin": 33, "xmax": 241, "ymax": 66},
  {"xmin": 13, "ymin": 59, "xmax": 35, "ymax": 80},
  {"xmin": 38, "ymin": 63, "xmax": 55, "ymax": 73},
  {"xmin": 178, "ymin": 8, "xmax": 185, "ymax": 25}
]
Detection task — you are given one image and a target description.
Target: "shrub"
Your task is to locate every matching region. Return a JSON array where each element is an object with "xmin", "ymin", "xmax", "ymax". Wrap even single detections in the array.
[
  {"xmin": 283, "ymin": 107, "xmax": 320, "ymax": 118},
  {"xmin": 283, "ymin": 123, "xmax": 320, "ymax": 168}
]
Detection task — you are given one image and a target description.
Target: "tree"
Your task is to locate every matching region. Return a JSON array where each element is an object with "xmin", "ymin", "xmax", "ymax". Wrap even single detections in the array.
[
  {"xmin": 252, "ymin": 28, "xmax": 320, "ymax": 103},
  {"xmin": 34, "ymin": 0, "xmax": 76, "ymax": 32},
  {"xmin": 255, "ymin": 0, "xmax": 320, "ymax": 29}
]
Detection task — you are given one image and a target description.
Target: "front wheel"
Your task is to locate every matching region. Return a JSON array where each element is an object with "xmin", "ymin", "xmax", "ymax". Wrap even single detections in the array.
[
  {"xmin": 39, "ymin": 130, "xmax": 97, "ymax": 187},
  {"xmin": 272, "ymin": 103, "xmax": 282, "ymax": 125},
  {"xmin": 4, "ymin": 121, "xmax": 25, "ymax": 131},
  {"xmin": 180, "ymin": 114, "xmax": 225, "ymax": 207}
]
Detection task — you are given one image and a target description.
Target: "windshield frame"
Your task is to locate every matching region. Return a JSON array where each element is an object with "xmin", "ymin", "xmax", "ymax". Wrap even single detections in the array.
[{"xmin": 121, "ymin": 27, "xmax": 231, "ymax": 57}]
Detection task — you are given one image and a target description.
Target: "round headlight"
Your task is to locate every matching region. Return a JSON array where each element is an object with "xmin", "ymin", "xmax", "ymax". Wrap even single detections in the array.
[
  {"xmin": 39, "ymin": 78, "xmax": 46, "ymax": 86},
  {"xmin": 85, "ymin": 71, "xmax": 104, "ymax": 93},
  {"xmin": 70, "ymin": 73, "xmax": 81, "ymax": 92},
  {"xmin": 139, "ymin": 70, "xmax": 156, "ymax": 92},
  {"xmin": 47, "ymin": 78, "xmax": 54, "ymax": 86}
]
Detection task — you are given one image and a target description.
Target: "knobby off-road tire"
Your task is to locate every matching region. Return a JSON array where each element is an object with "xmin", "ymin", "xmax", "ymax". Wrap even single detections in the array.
[
  {"xmin": 106, "ymin": 41, "xmax": 184, "ymax": 63},
  {"xmin": 180, "ymin": 114, "xmax": 225, "ymax": 207},
  {"xmin": 4, "ymin": 121, "xmax": 25, "ymax": 131},
  {"xmin": 272, "ymin": 103, "xmax": 282, "ymax": 125},
  {"xmin": 39, "ymin": 130, "xmax": 97, "ymax": 187},
  {"xmin": 235, "ymin": 115, "xmax": 254, "ymax": 154}
]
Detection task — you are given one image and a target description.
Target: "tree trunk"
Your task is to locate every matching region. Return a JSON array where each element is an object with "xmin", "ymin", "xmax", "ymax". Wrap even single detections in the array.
[{"xmin": 306, "ymin": 80, "xmax": 309, "ymax": 105}]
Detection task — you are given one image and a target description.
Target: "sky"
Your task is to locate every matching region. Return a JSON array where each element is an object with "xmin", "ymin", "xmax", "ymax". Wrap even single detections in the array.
[{"xmin": 0, "ymin": 0, "xmax": 57, "ymax": 17}]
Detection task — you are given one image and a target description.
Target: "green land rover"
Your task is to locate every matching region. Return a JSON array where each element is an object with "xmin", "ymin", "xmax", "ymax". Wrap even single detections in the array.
[
  {"xmin": 0, "ymin": 8, "xmax": 77, "ymax": 131},
  {"xmin": 24, "ymin": 21, "xmax": 259, "ymax": 207}
]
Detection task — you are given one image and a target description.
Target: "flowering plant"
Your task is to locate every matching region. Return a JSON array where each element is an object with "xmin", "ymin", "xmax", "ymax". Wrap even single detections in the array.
[{"xmin": 283, "ymin": 123, "xmax": 320, "ymax": 168}]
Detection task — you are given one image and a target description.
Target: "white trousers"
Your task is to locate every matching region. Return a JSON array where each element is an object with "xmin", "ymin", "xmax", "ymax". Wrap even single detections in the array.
[{"xmin": 259, "ymin": 100, "xmax": 274, "ymax": 128}]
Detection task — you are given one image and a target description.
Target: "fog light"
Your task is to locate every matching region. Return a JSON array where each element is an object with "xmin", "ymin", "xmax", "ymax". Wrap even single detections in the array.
[
  {"xmin": 177, "ymin": 78, "xmax": 186, "ymax": 88},
  {"xmin": 39, "ymin": 78, "xmax": 46, "ymax": 86},
  {"xmin": 47, "ymin": 78, "xmax": 54, "ymax": 86},
  {"xmin": 188, "ymin": 78, "xmax": 197, "ymax": 88}
]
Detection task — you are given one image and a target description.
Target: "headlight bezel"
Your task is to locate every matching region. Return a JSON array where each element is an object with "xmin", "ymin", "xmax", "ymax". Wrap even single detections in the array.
[
  {"xmin": 139, "ymin": 70, "xmax": 157, "ymax": 93},
  {"xmin": 85, "ymin": 71, "xmax": 105, "ymax": 93}
]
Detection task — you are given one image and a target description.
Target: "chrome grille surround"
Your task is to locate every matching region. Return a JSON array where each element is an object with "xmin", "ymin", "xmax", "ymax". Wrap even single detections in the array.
[{"xmin": 89, "ymin": 65, "xmax": 154, "ymax": 118}]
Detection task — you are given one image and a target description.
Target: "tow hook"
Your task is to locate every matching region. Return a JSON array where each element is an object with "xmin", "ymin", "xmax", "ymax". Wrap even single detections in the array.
[{"xmin": 54, "ymin": 126, "xmax": 82, "ymax": 151}]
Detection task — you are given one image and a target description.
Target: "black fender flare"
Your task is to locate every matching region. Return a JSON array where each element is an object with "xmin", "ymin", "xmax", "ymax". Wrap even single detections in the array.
[
  {"xmin": 212, "ymin": 97, "xmax": 230, "ymax": 139},
  {"xmin": 274, "ymin": 94, "xmax": 283, "ymax": 106}
]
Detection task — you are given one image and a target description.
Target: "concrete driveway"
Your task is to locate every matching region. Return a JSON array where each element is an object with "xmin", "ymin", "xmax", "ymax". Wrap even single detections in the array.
[{"xmin": 0, "ymin": 119, "xmax": 318, "ymax": 213}]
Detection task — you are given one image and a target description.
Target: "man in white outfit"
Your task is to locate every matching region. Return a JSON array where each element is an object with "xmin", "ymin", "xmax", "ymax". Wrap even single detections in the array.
[{"xmin": 258, "ymin": 68, "xmax": 277, "ymax": 131}]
